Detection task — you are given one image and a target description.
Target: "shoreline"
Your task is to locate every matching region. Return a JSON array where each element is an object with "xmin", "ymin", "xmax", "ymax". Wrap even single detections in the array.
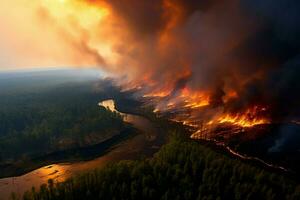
[
  {"xmin": 0, "ymin": 99, "xmax": 168, "ymax": 200},
  {"xmin": 0, "ymin": 127, "xmax": 138, "ymax": 179}
]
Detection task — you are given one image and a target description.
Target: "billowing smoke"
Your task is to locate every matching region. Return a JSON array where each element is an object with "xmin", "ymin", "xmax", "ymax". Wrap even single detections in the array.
[
  {"xmin": 97, "ymin": 0, "xmax": 300, "ymax": 124},
  {"xmin": 224, "ymin": 0, "xmax": 300, "ymax": 122},
  {"xmin": 1, "ymin": 0, "xmax": 300, "ymax": 125}
]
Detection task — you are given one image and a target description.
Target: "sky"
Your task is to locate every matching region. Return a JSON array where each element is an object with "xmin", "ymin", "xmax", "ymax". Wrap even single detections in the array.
[{"xmin": 0, "ymin": 0, "xmax": 110, "ymax": 70}]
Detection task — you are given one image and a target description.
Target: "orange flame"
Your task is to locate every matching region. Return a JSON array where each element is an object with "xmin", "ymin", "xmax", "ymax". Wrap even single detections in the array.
[
  {"xmin": 215, "ymin": 106, "xmax": 269, "ymax": 127},
  {"xmin": 143, "ymin": 91, "xmax": 170, "ymax": 98},
  {"xmin": 181, "ymin": 88, "xmax": 210, "ymax": 108}
]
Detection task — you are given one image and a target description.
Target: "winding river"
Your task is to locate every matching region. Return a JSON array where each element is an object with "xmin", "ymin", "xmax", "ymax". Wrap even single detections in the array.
[{"xmin": 0, "ymin": 100, "xmax": 162, "ymax": 200}]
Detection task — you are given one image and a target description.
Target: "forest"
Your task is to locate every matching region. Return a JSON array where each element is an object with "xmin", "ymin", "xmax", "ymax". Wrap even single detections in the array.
[
  {"xmin": 18, "ymin": 134, "xmax": 300, "ymax": 200},
  {"xmin": 0, "ymin": 75, "xmax": 126, "ymax": 166},
  {"xmin": 2, "ymin": 71, "xmax": 300, "ymax": 200}
]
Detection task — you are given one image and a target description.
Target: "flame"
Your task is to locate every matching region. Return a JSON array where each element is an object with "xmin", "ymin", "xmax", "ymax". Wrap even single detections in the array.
[
  {"xmin": 217, "ymin": 114, "xmax": 268, "ymax": 127},
  {"xmin": 223, "ymin": 90, "xmax": 238, "ymax": 103},
  {"xmin": 144, "ymin": 83, "xmax": 268, "ymax": 130},
  {"xmin": 144, "ymin": 86, "xmax": 210, "ymax": 113},
  {"xmin": 180, "ymin": 88, "xmax": 210, "ymax": 108},
  {"xmin": 143, "ymin": 91, "xmax": 170, "ymax": 98},
  {"xmin": 216, "ymin": 106, "xmax": 269, "ymax": 127},
  {"xmin": 9, "ymin": 0, "xmax": 270, "ymax": 132}
]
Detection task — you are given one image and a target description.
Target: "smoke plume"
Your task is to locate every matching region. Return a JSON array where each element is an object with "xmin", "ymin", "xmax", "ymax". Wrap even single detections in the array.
[{"xmin": 1, "ymin": 0, "xmax": 300, "ymax": 125}]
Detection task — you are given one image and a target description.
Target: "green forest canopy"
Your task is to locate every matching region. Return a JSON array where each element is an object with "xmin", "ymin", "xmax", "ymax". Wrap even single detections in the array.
[
  {"xmin": 0, "ymin": 76, "xmax": 125, "ymax": 162},
  {"xmin": 20, "ymin": 134, "xmax": 300, "ymax": 200}
]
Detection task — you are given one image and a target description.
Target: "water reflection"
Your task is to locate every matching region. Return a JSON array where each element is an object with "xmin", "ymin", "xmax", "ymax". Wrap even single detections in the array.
[
  {"xmin": 99, "ymin": 100, "xmax": 118, "ymax": 113},
  {"xmin": 99, "ymin": 100, "xmax": 157, "ymax": 141},
  {"xmin": 0, "ymin": 99, "xmax": 162, "ymax": 200},
  {"xmin": 0, "ymin": 164, "xmax": 69, "ymax": 200}
]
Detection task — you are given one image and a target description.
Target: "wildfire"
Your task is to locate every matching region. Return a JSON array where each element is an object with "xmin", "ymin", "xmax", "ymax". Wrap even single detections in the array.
[
  {"xmin": 143, "ymin": 91, "xmax": 170, "ymax": 98},
  {"xmin": 145, "ymin": 84, "xmax": 269, "ymax": 129},
  {"xmin": 184, "ymin": 101, "xmax": 209, "ymax": 109},
  {"xmin": 181, "ymin": 88, "xmax": 210, "ymax": 108},
  {"xmin": 216, "ymin": 114, "xmax": 268, "ymax": 127},
  {"xmin": 215, "ymin": 106, "xmax": 269, "ymax": 127}
]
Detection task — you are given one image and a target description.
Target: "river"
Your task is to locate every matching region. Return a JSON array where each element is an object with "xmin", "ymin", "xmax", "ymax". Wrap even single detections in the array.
[{"xmin": 0, "ymin": 100, "xmax": 162, "ymax": 200}]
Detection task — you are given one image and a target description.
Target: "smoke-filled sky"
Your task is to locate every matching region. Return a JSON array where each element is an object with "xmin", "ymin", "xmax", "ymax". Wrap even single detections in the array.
[{"xmin": 1, "ymin": 0, "xmax": 300, "ymax": 122}]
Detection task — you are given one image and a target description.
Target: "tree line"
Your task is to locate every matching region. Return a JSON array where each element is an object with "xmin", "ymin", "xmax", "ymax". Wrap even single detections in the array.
[
  {"xmin": 0, "ymin": 82, "xmax": 125, "ymax": 162},
  {"xmin": 18, "ymin": 133, "xmax": 300, "ymax": 200}
]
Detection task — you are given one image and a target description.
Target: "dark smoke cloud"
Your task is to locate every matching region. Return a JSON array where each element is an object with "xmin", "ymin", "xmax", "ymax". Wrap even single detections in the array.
[
  {"xmin": 103, "ymin": 0, "xmax": 165, "ymax": 35},
  {"xmin": 243, "ymin": 0, "xmax": 300, "ymax": 45},
  {"xmin": 223, "ymin": 0, "xmax": 300, "ymax": 121},
  {"xmin": 267, "ymin": 57, "xmax": 300, "ymax": 120},
  {"xmin": 100, "ymin": 0, "xmax": 220, "ymax": 36},
  {"xmin": 87, "ymin": 0, "xmax": 300, "ymax": 122}
]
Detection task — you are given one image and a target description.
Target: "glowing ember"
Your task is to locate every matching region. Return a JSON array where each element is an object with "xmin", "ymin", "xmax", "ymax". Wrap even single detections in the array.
[
  {"xmin": 184, "ymin": 101, "xmax": 209, "ymax": 109},
  {"xmin": 214, "ymin": 106, "xmax": 269, "ymax": 127},
  {"xmin": 143, "ymin": 91, "xmax": 170, "ymax": 98},
  {"xmin": 146, "ymin": 85, "xmax": 269, "ymax": 130},
  {"xmin": 216, "ymin": 114, "xmax": 269, "ymax": 127}
]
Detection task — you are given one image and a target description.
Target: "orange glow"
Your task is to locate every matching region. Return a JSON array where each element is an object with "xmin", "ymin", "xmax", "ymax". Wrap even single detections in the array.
[
  {"xmin": 1, "ymin": 0, "xmax": 274, "ymax": 135},
  {"xmin": 217, "ymin": 114, "xmax": 268, "ymax": 127},
  {"xmin": 153, "ymin": 108, "xmax": 160, "ymax": 113},
  {"xmin": 39, "ymin": 0, "xmax": 117, "ymax": 63},
  {"xmin": 167, "ymin": 102, "xmax": 175, "ymax": 107},
  {"xmin": 184, "ymin": 101, "xmax": 210, "ymax": 108},
  {"xmin": 143, "ymin": 91, "xmax": 170, "ymax": 98},
  {"xmin": 216, "ymin": 107, "xmax": 269, "ymax": 127},
  {"xmin": 0, "ymin": 0, "xmax": 119, "ymax": 68},
  {"xmin": 159, "ymin": 0, "xmax": 184, "ymax": 49},
  {"xmin": 223, "ymin": 90, "xmax": 238, "ymax": 103},
  {"xmin": 180, "ymin": 88, "xmax": 210, "ymax": 108}
]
